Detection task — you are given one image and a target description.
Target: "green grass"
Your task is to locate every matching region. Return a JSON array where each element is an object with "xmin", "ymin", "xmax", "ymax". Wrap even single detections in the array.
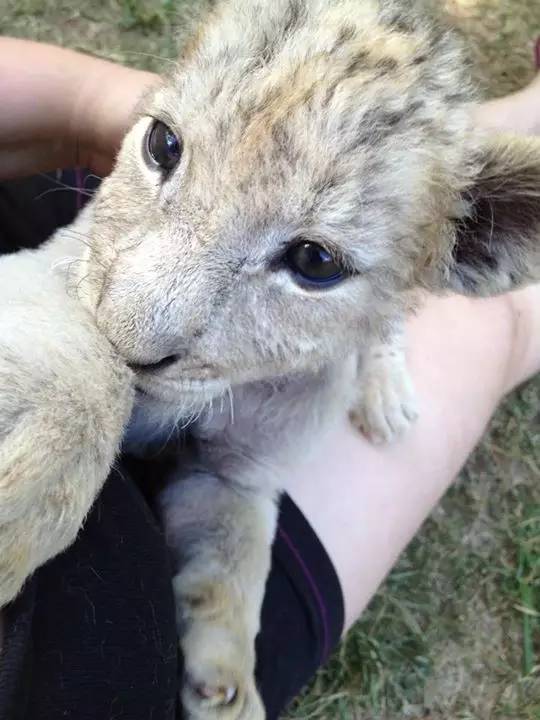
[
  {"xmin": 2, "ymin": 0, "xmax": 540, "ymax": 717},
  {"xmin": 513, "ymin": 510, "xmax": 540, "ymax": 677}
]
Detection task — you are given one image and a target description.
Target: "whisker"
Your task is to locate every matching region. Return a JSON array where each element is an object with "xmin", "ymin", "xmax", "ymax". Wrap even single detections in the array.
[
  {"xmin": 72, "ymin": 271, "xmax": 93, "ymax": 299},
  {"xmin": 35, "ymin": 186, "xmax": 94, "ymax": 202},
  {"xmin": 50, "ymin": 256, "xmax": 81, "ymax": 272},
  {"xmin": 121, "ymin": 50, "xmax": 177, "ymax": 66},
  {"xmin": 55, "ymin": 229, "xmax": 112, "ymax": 274},
  {"xmin": 37, "ymin": 172, "xmax": 98, "ymax": 196},
  {"xmin": 226, "ymin": 385, "xmax": 235, "ymax": 425},
  {"xmin": 58, "ymin": 228, "xmax": 92, "ymax": 241},
  {"xmin": 82, "ymin": 173, "xmax": 103, "ymax": 185},
  {"xmin": 153, "ymin": 411, "xmax": 183, "ymax": 452},
  {"xmin": 55, "ymin": 239, "xmax": 109, "ymax": 276}
]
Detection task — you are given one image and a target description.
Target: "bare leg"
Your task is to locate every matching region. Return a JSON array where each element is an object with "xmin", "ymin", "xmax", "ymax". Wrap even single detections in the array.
[{"xmin": 285, "ymin": 286, "xmax": 540, "ymax": 630}]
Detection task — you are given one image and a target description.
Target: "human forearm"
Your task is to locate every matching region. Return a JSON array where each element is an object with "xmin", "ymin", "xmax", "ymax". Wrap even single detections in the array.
[{"xmin": 0, "ymin": 38, "xmax": 159, "ymax": 177}]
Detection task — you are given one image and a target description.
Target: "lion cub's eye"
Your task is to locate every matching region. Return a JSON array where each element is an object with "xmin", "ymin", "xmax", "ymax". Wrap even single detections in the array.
[
  {"xmin": 285, "ymin": 240, "xmax": 345, "ymax": 288},
  {"xmin": 145, "ymin": 120, "xmax": 183, "ymax": 172}
]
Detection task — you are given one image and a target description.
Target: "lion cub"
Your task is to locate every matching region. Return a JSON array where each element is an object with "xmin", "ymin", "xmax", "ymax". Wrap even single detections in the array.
[{"xmin": 2, "ymin": 1, "xmax": 540, "ymax": 719}]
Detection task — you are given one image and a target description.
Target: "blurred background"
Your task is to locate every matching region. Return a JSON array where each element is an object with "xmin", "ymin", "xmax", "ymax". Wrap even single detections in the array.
[{"xmin": 1, "ymin": 1, "xmax": 539, "ymax": 717}]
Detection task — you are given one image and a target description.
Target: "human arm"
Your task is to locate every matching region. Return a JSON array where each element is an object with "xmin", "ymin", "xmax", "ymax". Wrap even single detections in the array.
[{"xmin": 0, "ymin": 37, "xmax": 159, "ymax": 178}]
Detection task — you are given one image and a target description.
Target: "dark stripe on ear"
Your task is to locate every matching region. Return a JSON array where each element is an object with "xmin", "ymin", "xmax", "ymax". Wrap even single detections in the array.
[{"xmin": 449, "ymin": 136, "xmax": 540, "ymax": 295}]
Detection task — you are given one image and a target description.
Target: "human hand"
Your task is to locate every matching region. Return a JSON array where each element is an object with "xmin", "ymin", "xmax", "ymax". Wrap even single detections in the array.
[{"xmin": 0, "ymin": 37, "xmax": 159, "ymax": 179}]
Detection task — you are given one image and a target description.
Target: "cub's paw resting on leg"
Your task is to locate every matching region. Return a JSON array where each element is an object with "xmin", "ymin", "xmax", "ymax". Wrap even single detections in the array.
[
  {"xmin": 158, "ymin": 469, "xmax": 272, "ymax": 720},
  {"xmin": 178, "ymin": 576, "xmax": 265, "ymax": 720},
  {"xmin": 350, "ymin": 336, "xmax": 418, "ymax": 445}
]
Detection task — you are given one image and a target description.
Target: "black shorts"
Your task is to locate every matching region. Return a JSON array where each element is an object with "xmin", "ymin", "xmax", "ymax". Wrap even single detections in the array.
[{"xmin": 0, "ymin": 172, "xmax": 344, "ymax": 720}]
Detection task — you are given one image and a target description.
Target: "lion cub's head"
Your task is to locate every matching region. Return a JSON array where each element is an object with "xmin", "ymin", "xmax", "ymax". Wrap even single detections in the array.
[{"xmin": 81, "ymin": 0, "xmax": 540, "ymax": 408}]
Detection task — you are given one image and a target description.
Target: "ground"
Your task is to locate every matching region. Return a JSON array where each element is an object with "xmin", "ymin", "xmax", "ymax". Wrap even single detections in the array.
[{"xmin": 1, "ymin": 0, "xmax": 539, "ymax": 718}]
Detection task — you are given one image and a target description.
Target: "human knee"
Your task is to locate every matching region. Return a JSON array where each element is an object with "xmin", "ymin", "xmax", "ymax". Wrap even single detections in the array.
[{"xmin": 503, "ymin": 284, "xmax": 540, "ymax": 393}]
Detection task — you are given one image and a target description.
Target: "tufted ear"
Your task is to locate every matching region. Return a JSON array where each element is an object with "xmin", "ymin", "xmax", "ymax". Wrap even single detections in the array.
[{"xmin": 433, "ymin": 134, "xmax": 540, "ymax": 296}]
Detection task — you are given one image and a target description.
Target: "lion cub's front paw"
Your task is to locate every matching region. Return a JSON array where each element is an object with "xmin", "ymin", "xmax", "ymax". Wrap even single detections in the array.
[
  {"xmin": 0, "ymin": 366, "xmax": 133, "ymax": 606},
  {"xmin": 350, "ymin": 346, "xmax": 418, "ymax": 445},
  {"xmin": 0, "ymin": 314, "xmax": 133, "ymax": 606},
  {"xmin": 175, "ymin": 575, "xmax": 265, "ymax": 720}
]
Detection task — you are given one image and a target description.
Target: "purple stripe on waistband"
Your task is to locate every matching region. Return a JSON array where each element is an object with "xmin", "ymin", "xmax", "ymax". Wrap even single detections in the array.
[{"xmin": 277, "ymin": 526, "xmax": 331, "ymax": 662}]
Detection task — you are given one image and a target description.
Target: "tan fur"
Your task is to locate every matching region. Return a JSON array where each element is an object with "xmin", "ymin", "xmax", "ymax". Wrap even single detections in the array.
[
  {"xmin": 0, "ymin": 221, "xmax": 134, "ymax": 607},
  {"xmin": 2, "ymin": 2, "xmax": 540, "ymax": 718}
]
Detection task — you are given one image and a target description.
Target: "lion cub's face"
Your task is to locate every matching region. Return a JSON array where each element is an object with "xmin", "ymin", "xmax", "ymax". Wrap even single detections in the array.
[{"xmin": 81, "ymin": 0, "xmax": 540, "ymax": 409}]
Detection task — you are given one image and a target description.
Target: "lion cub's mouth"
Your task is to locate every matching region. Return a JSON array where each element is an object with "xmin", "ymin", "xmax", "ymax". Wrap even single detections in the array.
[
  {"xmin": 127, "ymin": 354, "xmax": 229, "ymax": 404},
  {"xmin": 128, "ymin": 355, "xmax": 180, "ymax": 373},
  {"xmin": 134, "ymin": 376, "xmax": 229, "ymax": 403}
]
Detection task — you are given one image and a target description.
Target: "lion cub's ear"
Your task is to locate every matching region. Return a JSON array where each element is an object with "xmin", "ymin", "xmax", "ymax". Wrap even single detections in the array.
[{"xmin": 430, "ymin": 134, "xmax": 540, "ymax": 296}]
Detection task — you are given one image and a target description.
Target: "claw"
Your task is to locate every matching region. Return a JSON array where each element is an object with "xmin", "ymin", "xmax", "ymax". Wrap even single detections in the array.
[{"xmin": 191, "ymin": 680, "xmax": 238, "ymax": 707}]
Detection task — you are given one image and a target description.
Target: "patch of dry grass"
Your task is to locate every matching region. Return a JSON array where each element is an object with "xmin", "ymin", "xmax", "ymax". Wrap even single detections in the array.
[
  {"xmin": 443, "ymin": 0, "xmax": 540, "ymax": 94},
  {"xmin": 2, "ymin": 1, "xmax": 539, "ymax": 717}
]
